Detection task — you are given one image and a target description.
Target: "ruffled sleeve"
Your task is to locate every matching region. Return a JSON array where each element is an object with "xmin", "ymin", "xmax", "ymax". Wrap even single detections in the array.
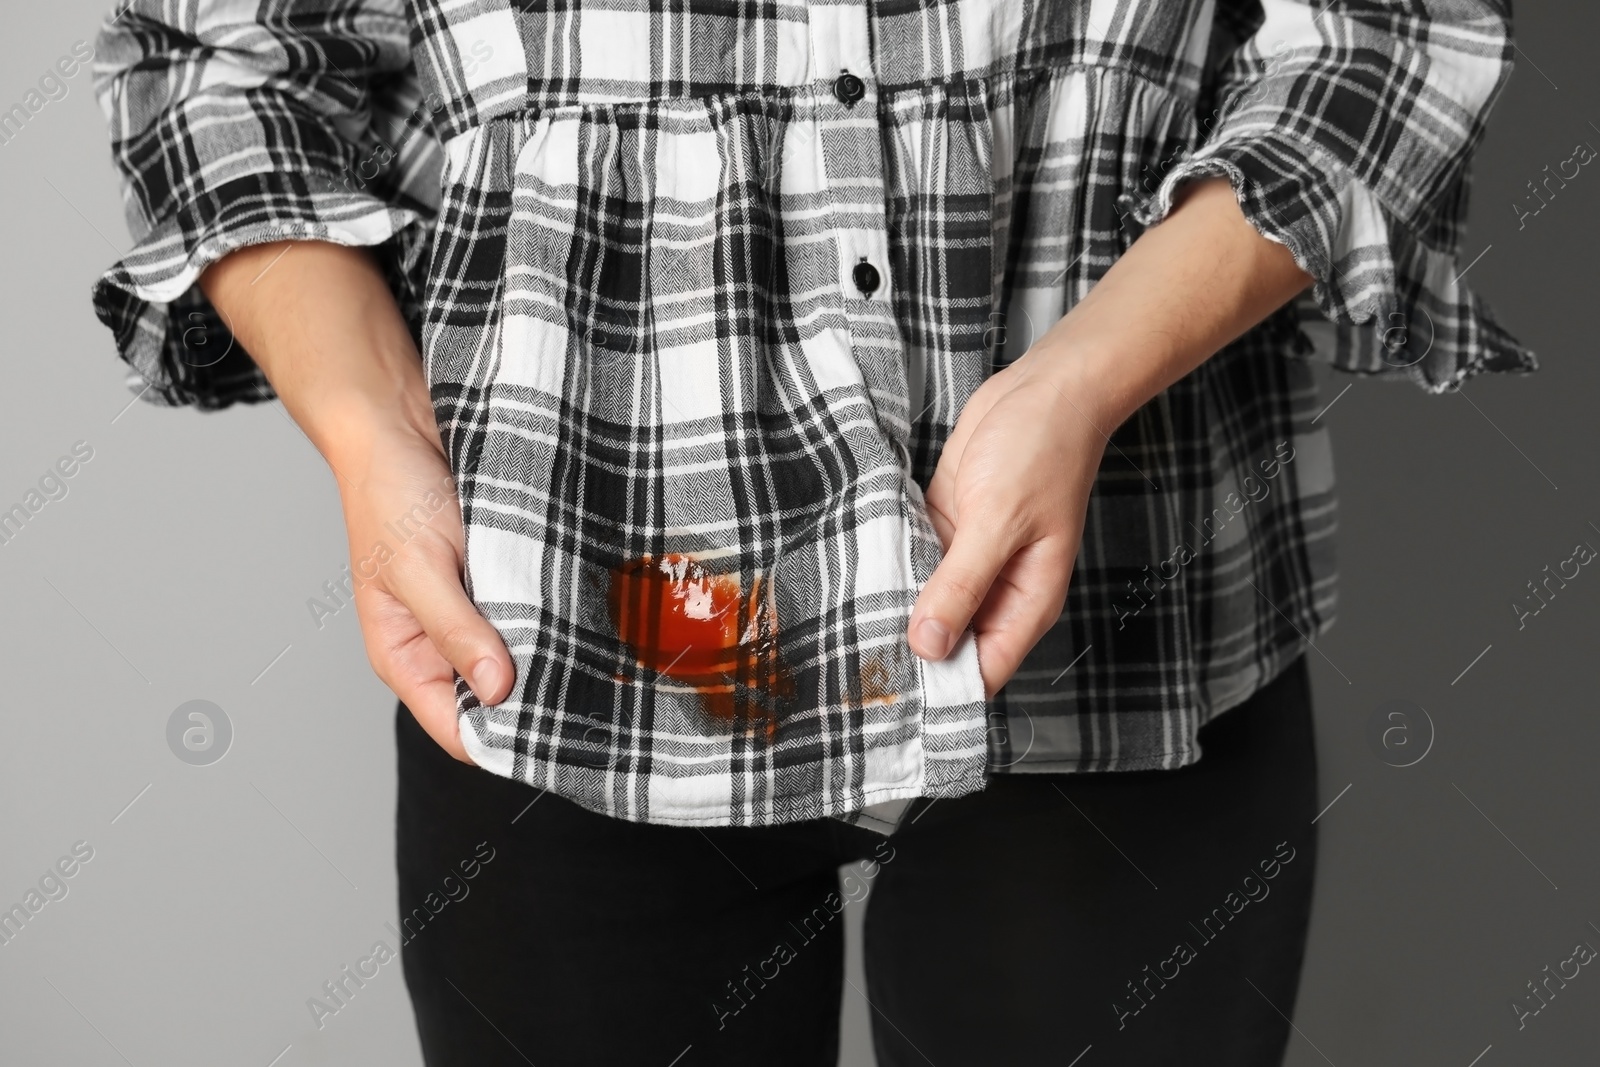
[
  {"xmin": 1127, "ymin": 0, "xmax": 1535, "ymax": 393},
  {"xmin": 90, "ymin": 0, "xmax": 442, "ymax": 410}
]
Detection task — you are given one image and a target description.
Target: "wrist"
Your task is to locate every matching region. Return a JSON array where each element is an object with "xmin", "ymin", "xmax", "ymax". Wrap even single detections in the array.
[
  {"xmin": 1012, "ymin": 329, "xmax": 1155, "ymax": 437},
  {"xmin": 298, "ymin": 368, "xmax": 441, "ymax": 484},
  {"xmin": 200, "ymin": 238, "xmax": 444, "ymax": 478}
]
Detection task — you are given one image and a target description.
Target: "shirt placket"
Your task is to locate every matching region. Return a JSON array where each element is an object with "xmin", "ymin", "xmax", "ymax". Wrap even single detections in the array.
[{"xmin": 806, "ymin": 1, "xmax": 911, "ymax": 458}]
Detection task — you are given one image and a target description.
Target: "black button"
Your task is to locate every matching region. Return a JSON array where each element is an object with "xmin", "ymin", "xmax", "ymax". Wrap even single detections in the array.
[
  {"xmin": 833, "ymin": 71, "xmax": 865, "ymax": 106},
  {"xmin": 852, "ymin": 259, "xmax": 880, "ymax": 296}
]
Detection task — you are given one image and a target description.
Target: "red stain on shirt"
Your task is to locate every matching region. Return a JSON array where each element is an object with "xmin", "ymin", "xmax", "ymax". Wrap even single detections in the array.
[
  {"xmin": 607, "ymin": 554, "xmax": 792, "ymax": 736},
  {"xmin": 857, "ymin": 653, "xmax": 899, "ymax": 707}
]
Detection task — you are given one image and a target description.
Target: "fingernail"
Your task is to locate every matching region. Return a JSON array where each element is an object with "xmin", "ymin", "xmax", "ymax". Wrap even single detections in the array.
[
  {"xmin": 913, "ymin": 618, "xmax": 952, "ymax": 660},
  {"xmin": 471, "ymin": 658, "xmax": 504, "ymax": 699}
]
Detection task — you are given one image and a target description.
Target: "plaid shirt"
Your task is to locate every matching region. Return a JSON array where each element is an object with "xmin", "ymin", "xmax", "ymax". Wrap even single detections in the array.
[{"xmin": 92, "ymin": 0, "xmax": 1532, "ymax": 831}]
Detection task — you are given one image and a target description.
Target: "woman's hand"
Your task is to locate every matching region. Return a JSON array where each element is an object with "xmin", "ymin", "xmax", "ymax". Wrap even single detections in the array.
[
  {"xmin": 908, "ymin": 177, "xmax": 1315, "ymax": 693},
  {"xmin": 909, "ymin": 357, "xmax": 1107, "ymax": 697},
  {"xmin": 199, "ymin": 240, "xmax": 513, "ymax": 762},
  {"xmin": 332, "ymin": 419, "xmax": 511, "ymax": 763}
]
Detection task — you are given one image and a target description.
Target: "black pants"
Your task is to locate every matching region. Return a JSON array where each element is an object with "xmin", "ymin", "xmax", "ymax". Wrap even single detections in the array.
[{"xmin": 396, "ymin": 655, "xmax": 1318, "ymax": 1067}]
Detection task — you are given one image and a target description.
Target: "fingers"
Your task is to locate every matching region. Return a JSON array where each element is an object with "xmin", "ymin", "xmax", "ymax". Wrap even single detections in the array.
[
  {"xmin": 967, "ymin": 540, "xmax": 1072, "ymax": 697},
  {"xmin": 910, "ymin": 521, "xmax": 1072, "ymax": 693},
  {"xmin": 355, "ymin": 527, "xmax": 515, "ymax": 765},
  {"xmin": 911, "ymin": 378, "xmax": 1028, "ymax": 662},
  {"xmin": 923, "ymin": 483, "xmax": 958, "ymax": 552},
  {"xmin": 359, "ymin": 590, "xmax": 476, "ymax": 763},
  {"xmin": 937, "ymin": 367, "xmax": 1008, "ymax": 473},
  {"xmin": 921, "ymin": 370, "xmax": 1011, "ymax": 547},
  {"xmin": 399, "ymin": 668, "xmax": 477, "ymax": 764},
  {"xmin": 385, "ymin": 528, "xmax": 515, "ymax": 706},
  {"xmin": 908, "ymin": 521, "xmax": 1019, "ymax": 661}
]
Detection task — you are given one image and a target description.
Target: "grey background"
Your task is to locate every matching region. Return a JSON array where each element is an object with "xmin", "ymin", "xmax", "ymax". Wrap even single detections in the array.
[{"xmin": 2, "ymin": 3, "xmax": 1597, "ymax": 1065}]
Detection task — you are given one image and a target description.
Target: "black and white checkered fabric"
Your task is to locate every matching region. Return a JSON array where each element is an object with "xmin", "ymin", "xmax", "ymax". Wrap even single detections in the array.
[{"xmin": 91, "ymin": 0, "xmax": 1533, "ymax": 829}]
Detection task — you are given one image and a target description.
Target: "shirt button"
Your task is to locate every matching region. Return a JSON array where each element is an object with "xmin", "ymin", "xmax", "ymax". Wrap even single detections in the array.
[
  {"xmin": 833, "ymin": 71, "xmax": 866, "ymax": 106},
  {"xmin": 852, "ymin": 259, "xmax": 880, "ymax": 297}
]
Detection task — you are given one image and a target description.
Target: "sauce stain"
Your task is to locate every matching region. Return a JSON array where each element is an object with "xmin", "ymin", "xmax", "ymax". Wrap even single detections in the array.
[
  {"xmin": 857, "ymin": 653, "xmax": 899, "ymax": 707},
  {"xmin": 607, "ymin": 554, "xmax": 793, "ymax": 737}
]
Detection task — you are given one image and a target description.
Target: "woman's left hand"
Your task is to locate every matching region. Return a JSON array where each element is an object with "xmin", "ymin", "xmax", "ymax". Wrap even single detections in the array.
[
  {"xmin": 908, "ymin": 353, "xmax": 1110, "ymax": 697},
  {"xmin": 905, "ymin": 177, "xmax": 1314, "ymax": 697}
]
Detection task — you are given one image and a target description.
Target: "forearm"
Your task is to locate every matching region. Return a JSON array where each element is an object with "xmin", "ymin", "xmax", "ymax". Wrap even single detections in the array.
[
  {"xmin": 1016, "ymin": 177, "xmax": 1315, "ymax": 430},
  {"xmin": 197, "ymin": 240, "xmax": 437, "ymax": 481}
]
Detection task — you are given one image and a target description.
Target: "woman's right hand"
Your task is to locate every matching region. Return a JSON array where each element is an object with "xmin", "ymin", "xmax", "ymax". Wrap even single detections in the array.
[{"xmin": 199, "ymin": 240, "xmax": 513, "ymax": 762}]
